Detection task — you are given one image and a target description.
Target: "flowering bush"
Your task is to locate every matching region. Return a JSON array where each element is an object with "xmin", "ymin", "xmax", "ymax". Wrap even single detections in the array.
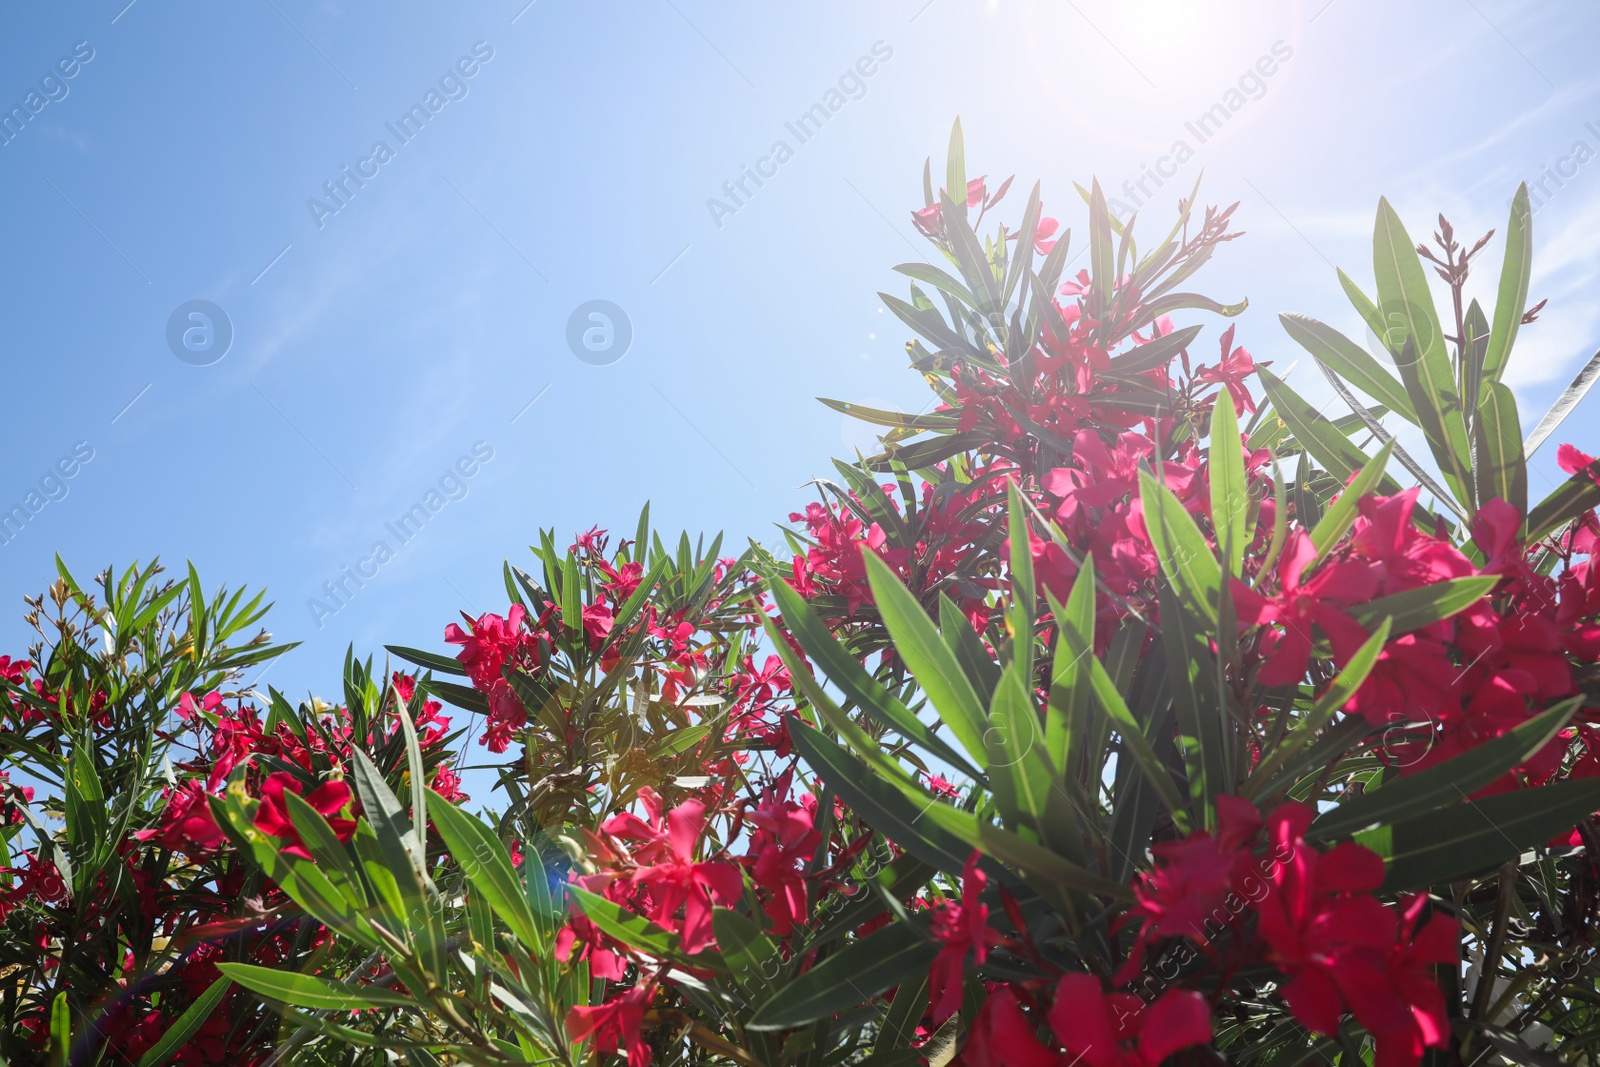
[{"xmin": 7, "ymin": 121, "xmax": 1600, "ymax": 1065}]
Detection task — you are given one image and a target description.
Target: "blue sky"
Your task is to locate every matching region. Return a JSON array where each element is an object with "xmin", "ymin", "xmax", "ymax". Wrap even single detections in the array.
[{"xmin": 1, "ymin": 0, "xmax": 1597, "ymax": 720}]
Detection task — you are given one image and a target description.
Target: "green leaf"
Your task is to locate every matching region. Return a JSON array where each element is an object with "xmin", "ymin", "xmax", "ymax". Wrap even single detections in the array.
[
  {"xmin": 217, "ymin": 963, "xmax": 417, "ymax": 1011},
  {"xmin": 1279, "ymin": 313, "xmax": 1417, "ymax": 424},
  {"xmin": 1372, "ymin": 197, "xmax": 1474, "ymax": 509},
  {"xmin": 818, "ymin": 397, "xmax": 960, "ymax": 433},
  {"xmin": 1258, "ymin": 369, "xmax": 1380, "ymax": 487},
  {"xmin": 136, "ymin": 977, "xmax": 232, "ymax": 1067},
  {"xmin": 1312, "ymin": 697, "xmax": 1580, "ymax": 842},
  {"xmin": 1360, "ymin": 778, "xmax": 1600, "ymax": 891},
  {"xmin": 1130, "ymin": 292, "xmax": 1247, "ymax": 334},
  {"xmin": 214, "ymin": 788, "xmax": 378, "ymax": 947},
  {"xmin": 651, "ymin": 723, "xmax": 711, "ymax": 758},
  {"xmin": 1209, "ymin": 392, "xmax": 1249, "ymax": 577},
  {"xmin": 50, "ymin": 992, "xmax": 68, "ymax": 1067},
  {"xmin": 1044, "ymin": 562, "xmax": 1096, "ymax": 780},
  {"xmin": 283, "ymin": 790, "xmax": 366, "ymax": 909},
  {"xmin": 748, "ymin": 921, "xmax": 937, "ymax": 1031},
  {"xmin": 891, "ymin": 263, "xmax": 978, "ymax": 310},
  {"xmin": 1309, "ymin": 441, "xmax": 1394, "ymax": 561},
  {"xmin": 941, "ymin": 188, "xmax": 1002, "ymax": 317},
  {"xmin": 984, "ymin": 662, "xmax": 1055, "ymax": 836},
  {"xmin": 789, "ymin": 722, "xmax": 975, "ymax": 877},
  {"xmin": 395, "ymin": 686, "xmax": 429, "ymax": 853},
  {"xmin": 862, "ymin": 553, "xmax": 991, "ymax": 769},
  {"xmin": 1347, "ymin": 575, "xmax": 1499, "ymax": 634},
  {"xmin": 422, "ymin": 678, "xmax": 490, "ymax": 715},
  {"xmin": 1474, "ymin": 380, "xmax": 1528, "ymax": 516},
  {"xmin": 1338, "ymin": 268, "xmax": 1387, "ymax": 341},
  {"xmin": 570, "ymin": 885, "xmax": 727, "ymax": 971},
  {"xmin": 769, "ymin": 577, "xmax": 978, "ymax": 778},
  {"xmin": 1107, "ymin": 324, "xmax": 1204, "ymax": 376},
  {"xmin": 1483, "ymin": 184, "xmax": 1532, "ymax": 384},
  {"xmin": 1527, "ymin": 456, "xmax": 1600, "ymax": 543},
  {"xmin": 1001, "ymin": 181, "xmax": 1044, "ymax": 314},
  {"xmin": 945, "ymin": 117, "xmax": 966, "ymax": 226},
  {"xmin": 1243, "ymin": 619, "xmax": 1391, "ymax": 800},
  {"xmin": 976, "ymin": 821, "xmax": 1131, "ymax": 899},
  {"xmin": 871, "ymin": 973, "xmax": 931, "ymax": 1059},
  {"xmin": 521, "ymin": 836, "xmax": 560, "ymax": 945},
  {"xmin": 940, "ymin": 594, "xmax": 1001, "ymax": 708},
  {"xmin": 426, "ymin": 791, "xmax": 543, "ymax": 952},
  {"xmin": 1057, "ymin": 620, "xmax": 1187, "ymax": 817},
  {"xmin": 384, "ymin": 644, "xmax": 467, "ymax": 677},
  {"xmin": 1158, "ymin": 577, "xmax": 1225, "ymax": 824},
  {"xmin": 1088, "ymin": 179, "xmax": 1114, "ymax": 324},
  {"xmin": 712, "ymin": 907, "xmax": 780, "ymax": 991},
  {"xmin": 1005, "ymin": 482, "xmax": 1035, "ymax": 679},
  {"xmin": 1139, "ymin": 469, "xmax": 1221, "ymax": 623},
  {"xmin": 880, "ymin": 292, "xmax": 974, "ymax": 357}
]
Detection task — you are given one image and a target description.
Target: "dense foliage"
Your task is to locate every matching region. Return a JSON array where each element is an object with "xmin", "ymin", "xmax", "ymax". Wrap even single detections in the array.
[{"xmin": 6, "ymin": 121, "xmax": 1600, "ymax": 1067}]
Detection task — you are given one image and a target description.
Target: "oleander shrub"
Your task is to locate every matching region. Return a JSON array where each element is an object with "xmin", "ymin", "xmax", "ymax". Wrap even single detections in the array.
[{"xmin": 6, "ymin": 121, "xmax": 1600, "ymax": 1066}]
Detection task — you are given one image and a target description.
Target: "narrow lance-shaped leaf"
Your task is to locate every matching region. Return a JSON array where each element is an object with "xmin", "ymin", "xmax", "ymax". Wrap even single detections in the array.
[
  {"xmin": 217, "ymin": 963, "xmax": 417, "ymax": 1011},
  {"xmin": 1209, "ymin": 392, "xmax": 1249, "ymax": 577},
  {"xmin": 1088, "ymin": 178, "xmax": 1114, "ymax": 325},
  {"xmin": 1362, "ymin": 779, "xmax": 1600, "ymax": 891},
  {"xmin": 748, "ymin": 921, "xmax": 937, "ymax": 1031},
  {"xmin": 135, "ymin": 977, "xmax": 233, "ymax": 1067},
  {"xmin": 1243, "ymin": 617, "xmax": 1391, "ymax": 800},
  {"xmin": 1006, "ymin": 481, "xmax": 1035, "ymax": 680},
  {"xmin": 1474, "ymin": 379, "xmax": 1528, "ymax": 517},
  {"xmin": 1312, "ymin": 697, "xmax": 1581, "ymax": 841},
  {"xmin": 1279, "ymin": 312, "xmax": 1417, "ymax": 424},
  {"xmin": 1044, "ymin": 561, "xmax": 1096, "ymax": 781},
  {"xmin": 1372, "ymin": 197, "xmax": 1474, "ymax": 509},
  {"xmin": 862, "ymin": 552, "xmax": 991, "ymax": 769},
  {"xmin": 1483, "ymin": 183, "xmax": 1532, "ymax": 384},
  {"xmin": 1139, "ymin": 469, "xmax": 1222, "ymax": 623},
  {"xmin": 767, "ymin": 579, "xmax": 979, "ymax": 778},
  {"xmin": 1257, "ymin": 367, "xmax": 1381, "ymax": 488},
  {"xmin": 425, "ymin": 791, "xmax": 544, "ymax": 952},
  {"xmin": 1310, "ymin": 441, "xmax": 1394, "ymax": 561},
  {"xmin": 1348, "ymin": 576, "xmax": 1499, "ymax": 634},
  {"xmin": 1057, "ymin": 621, "xmax": 1188, "ymax": 819}
]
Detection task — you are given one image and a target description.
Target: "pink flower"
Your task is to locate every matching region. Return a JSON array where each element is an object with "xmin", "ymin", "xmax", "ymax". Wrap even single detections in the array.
[
  {"xmin": 1233, "ymin": 530, "xmax": 1379, "ymax": 687},
  {"xmin": 1560, "ymin": 443, "xmax": 1600, "ymax": 485},
  {"xmin": 176, "ymin": 691, "xmax": 222, "ymax": 722},
  {"xmin": 1195, "ymin": 324, "xmax": 1258, "ymax": 415},
  {"xmin": 445, "ymin": 606, "xmax": 536, "ymax": 752},
  {"xmin": 254, "ymin": 772, "xmax": 357, "ymax": 861},
  {"xmin": 961, "ymin": 988, "xmax": 1058, "ymax": 1067},
  {"xmin": 136, "ymin": 781, "xmax": 227, "ymax": 858},
  {"xmin": 1116, "ymin": 795, "xmax": 1262, "ymax": 983},
  {"xmin": 606, "ymin": 794, "xmax": 743, "ymax": 953},
  {"xmin": 1049, "ymin": 975, "xmax": 1214, "ymax": 1067},
  {"xmin": 1255, "ymin": 804, "xmax": 1456, "ymax": 1067},
  {"xmin": 741, "ymin": 773, "xmax": 820, "ymax": 936},
  {"xmin": 566, "ymin": 983, "xmax": 654, "ymax": 1067},
  {"xmin": 1033, "ymin": 216, "xmax": 1061, "ymax": 255},
  {"xmin": 928, "ymin": 852, "xmax": 1002, "ymax": 1024}
]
